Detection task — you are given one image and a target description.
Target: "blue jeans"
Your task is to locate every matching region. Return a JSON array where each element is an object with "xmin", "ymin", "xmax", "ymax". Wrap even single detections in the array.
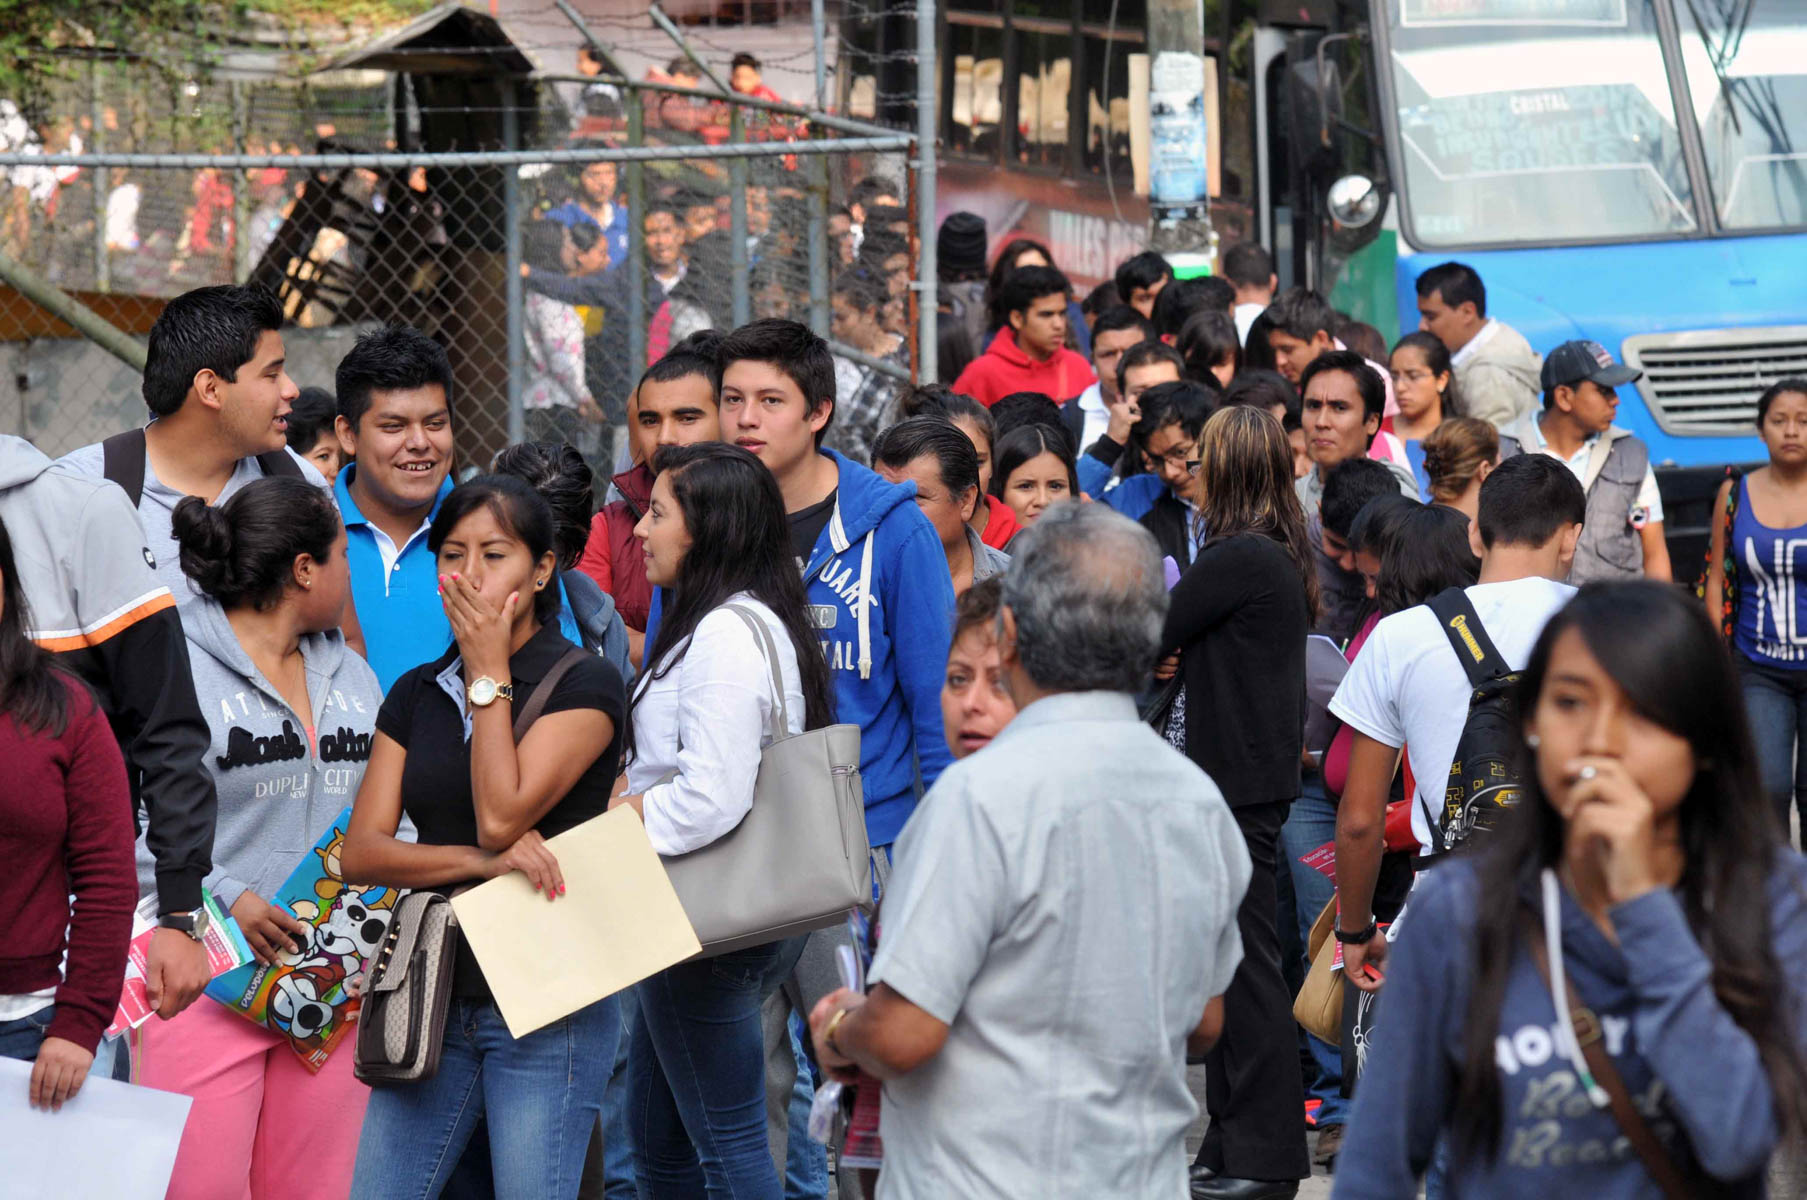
[
  {"xmin": 630, "ymin": 942, "xmax": 784, "ymax": 1200},
  {"xmin": 0, "ymin": 1006, "xmax": 129, "ymax": 1082},
  {"xmin": 600, "ymin": 989, "xmax": 641, "ymax": 1199},
  {"xmin": 1279, "ymin": 778, "xmax": 1349, "ymax": 1128},
  {"xmin": 783, "ymin": 1017, "xmax": 826, "ymax": 1199},
  {"xmin": 351, "ymin": 995, "xmax": 619, "ymax": 1200},
  {"xmin": 1740, "ymin": 657, "xmax": 1807, "ymax": 845}
]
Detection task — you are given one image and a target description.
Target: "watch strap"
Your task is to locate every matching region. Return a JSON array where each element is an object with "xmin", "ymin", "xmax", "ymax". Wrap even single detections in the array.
[{"xmin": 1333, "ymin": 920, "xmax": 1378, "ymax": 946}]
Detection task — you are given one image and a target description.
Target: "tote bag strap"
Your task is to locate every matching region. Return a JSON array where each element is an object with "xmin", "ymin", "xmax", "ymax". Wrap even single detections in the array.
[{"xmin": 724, "ymin": 603, "xmax": 792, "ymax": 741}]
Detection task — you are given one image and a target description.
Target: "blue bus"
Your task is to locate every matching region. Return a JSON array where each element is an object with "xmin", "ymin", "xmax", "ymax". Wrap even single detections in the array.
[{"xmin": 1269, "ymin": 0, "xmax": 1807, "ymax": 561}]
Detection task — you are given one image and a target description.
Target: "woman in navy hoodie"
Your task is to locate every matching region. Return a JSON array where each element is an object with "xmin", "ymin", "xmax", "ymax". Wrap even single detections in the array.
[{"xmin": 1336, "ymin": 583, "xmax": 1807, "ymax": 1198}]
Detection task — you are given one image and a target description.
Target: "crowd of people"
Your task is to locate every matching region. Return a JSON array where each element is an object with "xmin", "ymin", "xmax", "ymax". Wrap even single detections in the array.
[{"xmin": 3, "ymin": 211, "xmax": 1806, "ymax": 1200}]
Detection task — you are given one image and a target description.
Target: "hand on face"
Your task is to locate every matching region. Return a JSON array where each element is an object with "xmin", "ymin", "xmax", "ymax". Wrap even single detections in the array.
[{"xmin": 440, "ymin": 571, "xmax": 521, "ymax": 682}]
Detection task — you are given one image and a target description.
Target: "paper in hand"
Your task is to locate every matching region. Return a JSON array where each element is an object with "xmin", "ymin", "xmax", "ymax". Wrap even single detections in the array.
[{"xmin": 0, "ymin": 1058, "xmax": 191, "ymax": 1199}]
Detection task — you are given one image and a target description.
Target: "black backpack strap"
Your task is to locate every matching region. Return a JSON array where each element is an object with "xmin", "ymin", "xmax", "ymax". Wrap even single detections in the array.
[
  {"xmin": 101, "ymin": 428, "xmax": 149, "ymax": 509},
  {"xmin": 254, "ymin": 449, "xmax": 305, "ymax": 479},
  {"xmin": 1426, "ymin": 587, "xmax": 1512, "ymax": 687}
]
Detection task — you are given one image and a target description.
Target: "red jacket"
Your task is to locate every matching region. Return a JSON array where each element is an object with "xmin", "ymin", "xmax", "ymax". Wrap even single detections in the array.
[
  {"xmin": 979, "ymin": 493, "xmax": 1020, "ymax": 550},
  {"xmin": 952, "ymin": 327, "xmax": 1096, "ymax": 408},
  {"xmin": 0, "ymin": 682, "xmax": 135, "ymax": 1053},
  {"xmin": 576, "ymin": 463, "xmax": 655, "ymax": 632}
]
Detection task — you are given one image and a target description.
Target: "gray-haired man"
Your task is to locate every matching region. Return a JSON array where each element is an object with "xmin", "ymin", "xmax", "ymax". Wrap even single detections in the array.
[{"xmin": 809, "ymin": 502, "xmax": 1252, "ymax": 1198}]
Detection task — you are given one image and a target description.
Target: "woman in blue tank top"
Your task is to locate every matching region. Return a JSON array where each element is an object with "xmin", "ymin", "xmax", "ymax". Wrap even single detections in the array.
[{"xmin": 1705, "ymin": 379, "xmax": 1807, "ymax": 842}]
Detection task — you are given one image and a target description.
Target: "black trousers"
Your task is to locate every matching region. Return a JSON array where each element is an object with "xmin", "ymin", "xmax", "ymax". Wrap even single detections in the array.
[{"xmin": 1194, "ymin": 798, "xmax": 1311, "ymax": 1182}]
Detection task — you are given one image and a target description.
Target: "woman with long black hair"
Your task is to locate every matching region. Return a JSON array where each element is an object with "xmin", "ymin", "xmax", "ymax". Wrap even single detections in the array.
[
  {"xmin": 613, "ymin": 442, "xmax": 833, "ymax": 1199},
  {"xmin": 1337, "ymin": 583, "xmax": 1807, "ymax": 1197},
  {"xmin": 1161, "ymin": 405, "xmax": 1319, "ymax": 1197}
]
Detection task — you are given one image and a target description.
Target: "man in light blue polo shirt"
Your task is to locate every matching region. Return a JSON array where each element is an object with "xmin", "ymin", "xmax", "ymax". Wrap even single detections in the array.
[{"xmin": 331, "ymin": 326, "xmax": 457, "ymax": 693}]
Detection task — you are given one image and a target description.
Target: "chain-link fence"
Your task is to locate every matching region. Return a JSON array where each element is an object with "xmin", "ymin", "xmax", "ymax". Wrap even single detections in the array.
[{"xmin": 0, "ymin": 14, "xmax": 932, "ymax": 495}]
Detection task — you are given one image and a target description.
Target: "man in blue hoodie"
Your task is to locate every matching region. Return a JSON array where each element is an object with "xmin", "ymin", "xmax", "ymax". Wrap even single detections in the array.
[{"xmin": 649, "ymin": 318, "xmax": 956, "ymax": 853}]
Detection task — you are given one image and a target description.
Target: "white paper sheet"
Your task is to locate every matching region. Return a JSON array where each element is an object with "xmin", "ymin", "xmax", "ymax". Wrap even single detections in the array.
[{"xmin": 0, "ymin": 1056, "xmax": 192, "ymax": 1199}]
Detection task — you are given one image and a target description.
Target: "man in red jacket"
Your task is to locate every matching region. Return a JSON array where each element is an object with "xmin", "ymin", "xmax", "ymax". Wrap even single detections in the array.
[
  {"xmin": 576, "ymin": 337, "xmax": 721, "ymax": 667},
  {"xmin": 953, "ymin": 266, "xmax": 1096, "ymax": 407}
]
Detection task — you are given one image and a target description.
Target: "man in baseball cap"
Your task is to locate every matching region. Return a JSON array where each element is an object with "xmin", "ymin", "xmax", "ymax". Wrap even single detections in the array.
[{"xmin": 1496, "ymin": 339, "xmax": 1672, "ymax": 583}]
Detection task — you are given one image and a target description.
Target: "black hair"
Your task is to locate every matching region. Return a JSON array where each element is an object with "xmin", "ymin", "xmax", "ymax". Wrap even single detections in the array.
[
  {"xmin": 0, "ymin": 514, "xmax": 75, "ymax": 736},
  {"xmin": 286, "ymin": 386, "xmax": 338, "ymax": 455},
  {"xmin": 1452, "ymin": 582, "xmax": 1807, "ymax": 1162},
  {"xmin": 428, "ymin": 475, "xmax": 562, "ymax": 624},
  {"xmin": 673, "ymin": 186, "xmax": 720, "ymax": 214},
  {"xmin": 1116, "ymin": 340, "xmax": 1187, "ymax": 397},
  {"xmin": 1757, "ymin": 379, "xmax": 1807, "ymax": 425},
  {"xmin": 902, "ymin": 385, "xmax": 993, "ymax": 449},
  {"xmin": 1299, "ymin": 349, "xmax": 1386, "ymax": 426},
  {"xmin": 1242, "ymin": 308, "xmax": 1280, "ymax": 371},
  {"xmin": 872, "ymin": 416, "xmax": 981, "ymax": 501},
  {"xmin": 937, "ymin": 309, "xmax": 977, "ymax": 383},
  {"xmin": 1415, "ymin": 260, "xmax": 1487, "ymax": 318},
  {"xmin": 524, "ymin": 219, "xmax": 569, "ymax": 275},
  {"xmin": 1135, "ymin": 380, "xmax": 1219, "ymax": 443},
  {"xmin": 1475, "ymin": 453, "xmax": 1587, "ymax": 550},
  {"xmin": 997, "ymin": 266, "xmax": 1072, "ymax": 325},
  {"xmin": 1321, "ymin": 458, "xmax": 1403, "ymax": 540},
  {"xmin": 1176, "ymin": 309, "xmax": 1242, "ymax": 389},
  {"xmin": 566, "ymin": 220, "xmax": 600, "ymax": 255},
  {"xmin": 864, "ymin": 205, "xmax": 909, "ymax": 234},
  {"xmin": 490, "ymin": 442, "xmax": 594, "ymax": 571},
  {"xmin": 1090, "ymin": 305, "xmax": 1157, "ymax": 346},
  {"xmin": 1264, "ymin": 286, "xmax": 1338, "ymax": 342},
  {"xmin": 1082, "ymin": 281, "xmax": 1123, "ymax": 319},
  {"xmin": 1335, "ymin": 318, "xmax": 1388, "ymax": 365},
  {"xmin": 334, "ymin": 325, "xmax": 454, "ymax": 431},
  {"xmin": 850, "ymin": 176, "xmax": 900, "ymax": 213},
  {"xmin": 143, "ymin": 285, "xmax": 284, "ymax": 418},
  {"xmin": 1113, "ymin": 250, "xmax": 1171, "ymax": 299},
  {"xmin": 730, "ymin": 51, "xmax": 760, "ymax": 72},
  {"xmin": 171, "ymin": 477, "xmax": 341, "ymax": 612},
  {"xmin": 644, "ymin": 197, "xmax": 684, "ymax": 225},
  {"xmin": 952, "ymin": 575, "xmax": 1003, "ymax": 644},
  {"xmin": 990, "ymin": 424, "xmax": 1079, "ymax": 501},
  {"xmin": 639, "ymin": 328, "xmax": 725, "ymax": 396},
  {"xmin": 1152, "ymin": 275, "xmax": 1234, "ymax": 341},
  {"xmin": 1224, "ymin": 369, "xmax": 1300, "ymax": 424},
  {"xmin": 857, "ymin": 231, "xmax": 909, "ymax": 273},
  {"xmin": 984, "ymin": 238, "xmax": 1057, "ymax": 332},
  {"xmin": 832, "ymin": 267, "xmax": 888, "ymax": 315},
  {"xmin": 1392, "ymin": 330, "xmax": 1464, "ymax": 418},
  {"xmin": 1221, "ymin": 242, "xmax": 1275, "ymax": 290},
  {"xmin": 718, "ymin": 318, "xmax": 837, "ymax": 443},
  {"xmin": 1375, "ymin": 503, "xmax": 1477, "ymax": 616},
  {"xmin": 988, "ymin": 392, "xmax": 1069, "ymax": 448},
  {"xmin": 1348, "ymin": 493, "xmax": 1419, "ymax": 557},
  {"xmin": 632, "ymin": 443, "xmax": 834, "ymax": 761}
]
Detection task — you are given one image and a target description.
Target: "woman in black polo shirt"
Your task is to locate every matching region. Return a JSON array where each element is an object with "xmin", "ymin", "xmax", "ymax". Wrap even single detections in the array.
[{"xmin": 342, "ymin": 475, "xmax": 626, "ymax": 1200}]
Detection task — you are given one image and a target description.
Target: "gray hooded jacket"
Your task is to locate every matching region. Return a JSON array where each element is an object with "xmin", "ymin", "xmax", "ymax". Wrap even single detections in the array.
[{"xmin": 135, "ymin": 598, "xmax": 384, "ymax": 908}]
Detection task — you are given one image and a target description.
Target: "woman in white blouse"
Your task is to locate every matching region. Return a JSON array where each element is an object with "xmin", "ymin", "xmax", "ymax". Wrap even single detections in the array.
[{"xmin": 611, "ymin": 443, "xmax": 835, "ymax": 1199}]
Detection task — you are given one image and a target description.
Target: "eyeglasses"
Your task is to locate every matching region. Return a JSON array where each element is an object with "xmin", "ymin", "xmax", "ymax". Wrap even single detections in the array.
[
  {"xmin": 1392, "ymin": 367, "xmax": 1437, "ymax": 385},
  {"xmin": 1186, "ymin": 460, "xmax": 1201, "ymax": 477},
  {"xmin": 1145, "ymin": 444, "xmax": 1199, "ymax": 473}
]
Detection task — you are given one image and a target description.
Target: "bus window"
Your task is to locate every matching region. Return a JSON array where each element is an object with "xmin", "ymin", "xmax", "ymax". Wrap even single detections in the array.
[
  {"xmin": 948, "ymin": 21, "xmax": 1005, "ymax": 159},
  {"xmin": 1678, "ymin": 0, "xmax": 1807, "ymax": 231},
  {"xmin": 1014, "ymin": 28, "xmax": 1073, "ymax": 170},
  {"xmin": 1081, "ymin": 30, "xmax": 1139, "ymax": 180}
]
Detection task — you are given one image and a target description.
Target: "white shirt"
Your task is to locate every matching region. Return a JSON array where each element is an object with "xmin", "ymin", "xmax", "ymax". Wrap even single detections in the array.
[
  {"xmin": 1073, "ymin": 381, "xmax": 1112, "ymax": 452},
  {"xmin": 627, "ymin": 595, "xmax": 805, "ymax": 856},
  {"xmin": 1328, "ymin": 577, "xmax": 1576, "ymax": 852},
  {"xmin": 1450, "ymin": 317, "xmax": 1502, "ymax": 369},
  {"xmin": 1526, "ymin": 419, "xmax": 1664, "ymax": 523},
  {"xmin": 1234, "ymin": 301, "xmax": 1265, "ymax": 346}
]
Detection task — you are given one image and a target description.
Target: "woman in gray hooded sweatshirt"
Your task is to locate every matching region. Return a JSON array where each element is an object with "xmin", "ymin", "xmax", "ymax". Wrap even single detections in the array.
[{"xmin": 134, "ymin": 475, "xmax": 382, "ymax": 1200}]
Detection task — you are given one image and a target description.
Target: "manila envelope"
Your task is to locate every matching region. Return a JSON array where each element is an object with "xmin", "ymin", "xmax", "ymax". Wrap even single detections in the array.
[{"xmin": 451, "ymin": 807, "xmax": 701, "ymax": 1038}]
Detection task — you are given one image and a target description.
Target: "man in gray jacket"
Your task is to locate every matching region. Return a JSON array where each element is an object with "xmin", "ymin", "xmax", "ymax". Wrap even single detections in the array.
[{"xmin": 1415, "ymin": 261, "xmax": 1543, "ymax": 429}]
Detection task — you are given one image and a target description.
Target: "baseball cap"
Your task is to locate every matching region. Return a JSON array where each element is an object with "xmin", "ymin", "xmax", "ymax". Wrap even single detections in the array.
[{"xmin": 1540, "ymin": 340, "xmax": 1642, "ymax": 392}]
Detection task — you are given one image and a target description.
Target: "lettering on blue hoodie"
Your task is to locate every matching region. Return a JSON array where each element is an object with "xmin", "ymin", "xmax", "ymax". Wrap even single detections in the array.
[
  {"xmin": 1336, "ymin": 855, "xmax": 1807, "ymax": 1199},
  {"xmin": 648, "ymin": 450, "xmax": 955, "ymax": 846}
]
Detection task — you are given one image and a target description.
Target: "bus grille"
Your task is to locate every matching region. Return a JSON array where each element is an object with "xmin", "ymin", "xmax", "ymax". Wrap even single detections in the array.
[{"xmin": 1621, "ymin": 327, "xmax": 1807, "ymax": 435}]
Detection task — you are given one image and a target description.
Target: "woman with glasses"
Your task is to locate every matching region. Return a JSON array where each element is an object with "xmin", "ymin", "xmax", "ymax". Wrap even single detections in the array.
[
  {"xmin": 1390, "ymin": 331, "xmax": 1463, "ymax": 500},
  {"xmin": 1157, "ymin": 404, "xmax": 1320, "ymax": 1193}
]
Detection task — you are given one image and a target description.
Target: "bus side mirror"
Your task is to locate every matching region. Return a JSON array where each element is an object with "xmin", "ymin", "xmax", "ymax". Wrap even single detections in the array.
[{"xmin": 1327, "ymin": 175, "xmax": 1381, "ymax": 228}]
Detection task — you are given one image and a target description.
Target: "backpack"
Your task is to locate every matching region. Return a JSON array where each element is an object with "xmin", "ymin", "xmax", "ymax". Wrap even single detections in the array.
[
  {"xmin": 1424, "ymin": 587, "xmax": 1524, "ymax": 855},
  {"xmin": 101, "ymin": 427, "xmax": 302, "ymax": 508}
]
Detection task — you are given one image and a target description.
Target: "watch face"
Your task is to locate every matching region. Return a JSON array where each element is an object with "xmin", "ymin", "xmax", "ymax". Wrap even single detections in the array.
[
  {"xmin": 192, "ymin": 905, "xmax": 213, "ymax": 940},
  {"xmin": 470, "ymin": 677, "xmax": 497, "ymax": 706}
]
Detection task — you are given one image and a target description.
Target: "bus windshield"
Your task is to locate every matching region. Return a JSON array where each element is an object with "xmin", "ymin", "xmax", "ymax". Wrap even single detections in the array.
[
  {"xmin": 1386, "ymin": 0, "xmax": 1698, "ymax": 247},
  {"xmin": 1677, "ymin": 0, "xmax": 1807, "ymax": 230}
]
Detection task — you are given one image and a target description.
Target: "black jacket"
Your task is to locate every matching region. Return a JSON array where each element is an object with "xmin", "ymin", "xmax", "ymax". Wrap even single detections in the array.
[
  {"xmin": 1140, "ymin": 491, "xmax": 1196, "ymax": 572},
  {"xmin": 1160, "ymin": 532, "xmax": 1308, "ymax": 806}
]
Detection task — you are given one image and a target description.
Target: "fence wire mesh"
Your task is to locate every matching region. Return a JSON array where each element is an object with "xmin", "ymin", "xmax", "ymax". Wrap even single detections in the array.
[{"xmin": 1, "ymin": 19, "xmax": 927, "ymax": 494}]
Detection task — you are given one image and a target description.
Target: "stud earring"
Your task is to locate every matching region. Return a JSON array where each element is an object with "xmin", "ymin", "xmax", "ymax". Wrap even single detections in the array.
[{"xmin": 1525, "ymin": 733, "xmax": 1541, "ymax": 749}]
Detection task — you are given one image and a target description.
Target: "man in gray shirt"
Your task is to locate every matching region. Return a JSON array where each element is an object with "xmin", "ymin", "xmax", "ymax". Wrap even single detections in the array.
[{"xmin": 810, "ymin": 502, "xmax": 1252, "ymax": 1198}]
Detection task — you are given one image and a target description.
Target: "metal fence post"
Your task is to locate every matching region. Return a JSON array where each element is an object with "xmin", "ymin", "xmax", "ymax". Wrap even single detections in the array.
[
  {"xmin": 503, "ymin": 83, "xmax": 525, "ymax": 445},
  {"xmin": 232, "ymin": 82, "xmax": 252, "ymax": 285},
  {"xmin": 916, "ymin": 0, "xmax": 939, "ymax": 383},
  {"xmin": 91, "ymin": 63, "xmax": 109, "ymax": 292},
  {"xmin": 626, "ymin": 89, "xmax": 646, "ymax": 381},
  {"xmin": 730, "ymin": 105, "xmax": 750, "ymax": 328},
  {"xmin": 809, "ymin": 138, "xmax": 830, "ymax": 337}
]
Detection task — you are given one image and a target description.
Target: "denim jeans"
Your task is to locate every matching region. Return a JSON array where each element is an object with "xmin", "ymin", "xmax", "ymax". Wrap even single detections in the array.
[
  {"xmin": 600, "ymin": 989, "xmax": 640, "ymax": 1199},
  {"xmin": 783, "ymin": 1017, "xmax": 827, "ymax": 1199},
  {"xmin": 0, "ymin": 1005, "xmax": 129, "ymax": 1082},
  {"xmin": 1279, "ymin": 777, "xmax": 1349, "ymax": 1128},
  {"xmin": 350, "ymin": 995, "xmax": 618, "ymax": 1200},
  {"xmin": 630, "ymin": 942, "xmax": 784, "ymax": 1200},
  {"xmin": 1739, "ymin": 657, "xmax": 1807, "ymax": 845}
]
